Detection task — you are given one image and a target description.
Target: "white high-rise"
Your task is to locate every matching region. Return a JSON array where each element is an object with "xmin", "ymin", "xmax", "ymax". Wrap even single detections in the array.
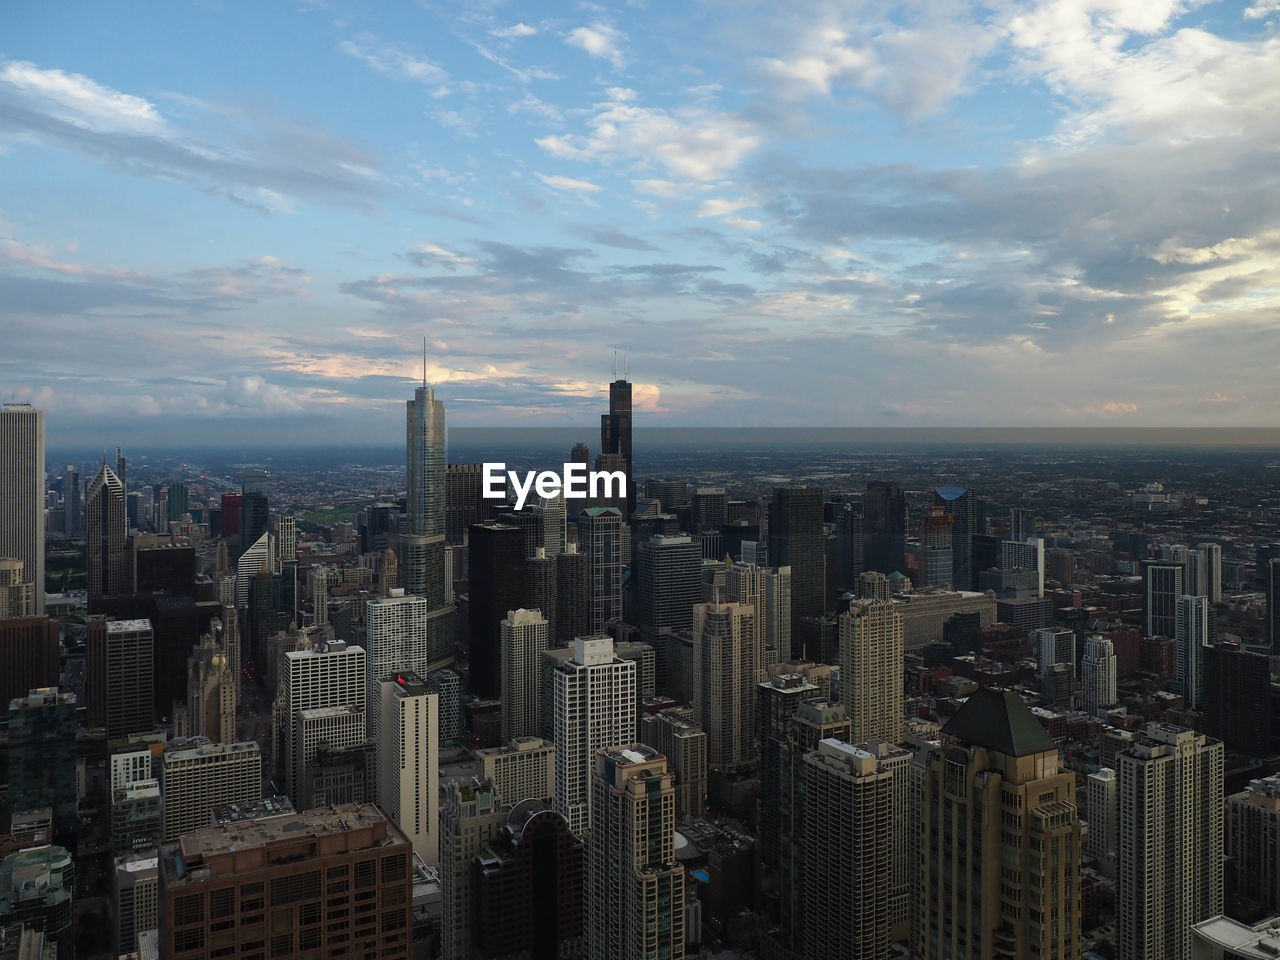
[
  {"xmin": 1082, "ymin": 634, "xmax": 1118, "ymax": 717},
  {"xmin": 693, "ymin": 597, "xmax": 757, "ymax": 768},
  {"xmin": 1175, "ymin": 595, "xmax": 1210, "ymax": 710},
  {"xmin": 378, "ymin": 671, "xmax": 439, "ymax": 864},
  {"xmin": 552, "ymin": 636, "xmax": 636, "ymax": 836},
  {"xmin": 365, "ymin": 588, "xmax": 432, "ymax": 743},
  {"xmin": 1087, "ymin": 767, "xmax": 1118, "ymax": 878},
  {"xmin": 500, "ymin": 608, "xmax": 549, "ymax": 743},
  {"xmin": 235, "ymin": 531, "xmax": 272, "ymax": 607},
  {"xmin": 0, "ymin": 403, "xmax": 44, "ymax": 613},
  {"xmin": 1035, "ymin": 627, "xmax": 1076, "ymax": 679},
  {"xmin": 840, "ymin": 601, "xmax": 904, "ymax": 745},
  {"xmin": 1001, "ymin": 536, "xmax": 1045, "ymax": 596},
  {"xmin": 1116, "ymin": 724, "xmax": 1223, "ymax": 960}
]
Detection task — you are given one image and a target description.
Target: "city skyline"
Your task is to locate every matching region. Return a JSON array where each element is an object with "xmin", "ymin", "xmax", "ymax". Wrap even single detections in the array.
[{"xmin": 3, "ymin": 1, "xmax": 1279, "ymax": 445}]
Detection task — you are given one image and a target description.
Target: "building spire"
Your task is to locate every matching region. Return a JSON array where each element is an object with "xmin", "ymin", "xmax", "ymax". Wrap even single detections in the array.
[
  {"xmin": 612, "ymin": 346, "xmax": 617, "ymax": 379},
  {"xmin": 624, "ymin": 345, "xmax": 629, "ymax": 381},
  {"xmin": 423, "ymin": 336, "xmax": 428, "ymax": 390}
]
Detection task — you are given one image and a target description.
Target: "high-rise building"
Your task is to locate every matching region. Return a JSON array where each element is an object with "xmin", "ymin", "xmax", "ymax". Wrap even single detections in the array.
[
  {"xmin": 920, "ymin": 507, "xmax": 954, "ymax": 588},
  {"xmin": 476, "ymin": 736, "xmax": 556, "ymax": 805},
  {"xmin": 275, "ymin": 514, "xmax": 296, "ymax": 564},
  {"xmin": 112, "ymin": 778, "xmax": 162, "ymax": 854},
  {"xmin": 756, "ymin": 673, "xmax": 821, "ymax": 871},
  {"xmin": 1143, "ymin": 559, "xmax": 1184, "ymax": 637},
  {"xmin": 587, "ymin": 745, "xmax": 685, "ymax": 960},
  {"xmin": 1082, "ymin": 634, "xmax": 1118, "ymax": 717},
  {"xmin": 1203, "ymin": 642, "xmax": 1273, "ymax": 757},
  {"xmin": 378, "ymin": 670, "xmax": 439, "ymax": 864},
  {"xmin": 86, "ymin": 462, "xmax": 127, "ymax": 608},
  {"xmin": 801, "ymin": 739, "xmax": 893, "ymax": 960},
  {"xmin": 933, "ymin": 486, "xmax": 975, "ymax": 590},
  {"xmin": 916, "ymin": 688, "xmax": 1081, "ymax": 960},
  {"xmin": 0, "ymin": 844, "xmax": 74, "ymax": 959},
  {"xmin": 1267, "ymin": 558, "xmax": 1280, "ymax": 654},
  {"xmin": 469, "ymin": 522, "xmax": 526, "ymax": 699},
  {"xmin": 440, "ymin": 778, "xmax": 509, "ymax": 960},
  {"xmin": 555, "ymin": 545, "xmax": 591, "ymax": 647},
  {"xmin": 640, "ymin": 708, "xmax": 708, "ymax": 822},
  {"xmin": 1035, "ymin": 627, "xmax": 1076, "ymax": 679},
  {"xmin": 1116, "ymin": 723, "xmax": 1223, "ymax": 960},
  {"xmin": 579, "ymin": 507, "xmax": 624, "ymax": 633},
  {"xmin": 365, "ymin": 589, "xmax": 436, "ymax": 743},
  {"xmin": 159, "ymin": 739, "xmax": 262, "ymax": 840},
  {"xmin": 86, "ymin": 618, "xmax": 155, "ymax": 737},
  {"xmin": 63, "ymin": 464, "xmax": 81, "ymax": 536},
  {"xmin": 428, "ymin": 668, "xmax": 462, "ymax": 746},
  {"xmin": 240, "ymin": 468, "xmax": 270, "ymax": 557},
  {"xmin": 1227, "ymin": 774, "xmax": 1280, "ymax": 917},
  {"xmin": 693, "ymin": 597, "xmax": 756, "ymax": 769},
  {"xmin": 1175, "ymin": 594, "xmax": 1210, "ymax": 710},
  {"xmin": 599, "ymin": 376, "xmax": 634, "ymax": 519},
  {"xmin": 7, "ymin": 687, "xmax": 78, "ymax": 835},
  {"xmin": 1010, "ymin": 507, "xmax": 1036, "ymax": 543},
  {"xmin": 158, "ymin": 804, "xmax": 413, "ymax": 960},
  {"xmin": 552, "ymin": 636, "xmax": 636, "ymax": 837},
  {"xmin": 858, "ymin": 737, "xmax": 914, "ymax": 937},
  {"xmin": 1087, "ymin": 767, "xmax": 1118, "ymax": 877},
  {"xmin": 166, "ymin": 480, "xmax": 189, "ymax": 522},
  {"xmin": 635, "ymin": 534, "xmax": 702, "ymax": 640},
  {"xmin": 863, "ymin": 480, "xmax": 906, "ymax": 575},
  {"xmin": 1001, "ymin": 536, "xmax": 1045, "ymax": 596},
  {"xmin": 692, "ymin": 487, "xmax": 728, "ymax": 533},
  {"xmin": 523, "ymin": 548, "xmax": 558, "ymax": 638},
  {"xmin": 114, "ymin": 852, "xmax": 158, "ymax": 957},
  {"xmin": 0, "ymin": 557, "xmax": 34, "ymax": 618},
  {"xmin": 500, "ymin": 608, "xmax": 549, "ymax": 742},
  {"xmin": 0, "ymin": 615, "xmax": 59, "ymax": 705},
  {"xmin": 1187, "ymin": 542, "xmax": 1222, "ymax": 603},
  {"xmin": 275, "ymin": 638, "xmax": 366, "ymax": 805},
  {"xmin": 770, "ymin": 486, "xmax": 825, "ymax": 639},
  {"xmin": 839, "ymin": 600, "xmax": 904, "ymax": 745},
  {"xmin": 0, "ymin": 404, "xmax": 44, "ymax": 616}
]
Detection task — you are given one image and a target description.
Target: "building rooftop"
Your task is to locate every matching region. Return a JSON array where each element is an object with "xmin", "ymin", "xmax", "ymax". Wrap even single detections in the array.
[
  {"xmin": 1192, "ymin": 915, "xmax": 1280, "ymax": 959},
  {"xmin": 107, "ymin": 619, "xmax": 153, "ymax": 633},
  {"xmin": 211, "ymin": 796, "xmax": 295, "ymax": 826},
  {"xmin": 942, "ymin": 687, "xmax": 1058, "ymax": 758}
]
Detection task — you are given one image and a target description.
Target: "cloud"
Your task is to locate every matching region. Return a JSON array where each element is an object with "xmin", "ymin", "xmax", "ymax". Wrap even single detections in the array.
[
  {"xmin": 404, "ymin": 243, "xmax": 477, "ymax": 270},
  {"xmin": 564, "ymin": 223, "xmax": 659, "ymax": 251},
  {"xmin": 566, "ymin": 24, "xmax": 626, "ymax": 69},
  {"xmin": 536, "ymin": 88, "xmax": 761, "ymax": 181},
  {"xmin": 492, "ymin": 22, "xmax": 538, "ymax": 39},
  {"xmin": 0, "ymin": 59, "xmax": 382, "ymax": 212},
  {"xmin": 696, "ymin": 197, "xmax": 753, "ymax": 218},
  {"xmin": 337, "ymin": 34, "xmax": 450, "ymax": 94},
  {"xmin": 536, "ymin": 172, "xmax": 602, "ymax": 193}
]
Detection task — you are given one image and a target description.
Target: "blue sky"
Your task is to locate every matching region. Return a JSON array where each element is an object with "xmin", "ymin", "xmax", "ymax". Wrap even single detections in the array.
[{"xmin": 2, "ymin": 0, "xmax": 1278, "ymax": 445}]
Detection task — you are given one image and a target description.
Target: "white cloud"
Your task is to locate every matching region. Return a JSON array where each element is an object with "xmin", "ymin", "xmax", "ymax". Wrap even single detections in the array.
[
  {"xmin": 0, "ymin": 60, "xmax": 164, "ymax": 133},
  {"xmin": 536, "ymin": 173, "xmax": 603, "ymax": 192},
  {"xmin": 696, "ymin": 197, "xmax": 752, "ymax": 218},
  {"xmin": 492, "ymin": 22, "xmax": 538, "ymax": 39},
  {"xmin": 566, "ymin": 24, "xmax": 626, "ymax": 69},
  {"xmin": 337, "ymin": 34, "xmax": 450, "ymax": 94},
  {"xmin": 407, "ymin": 243, "xmax": 476, "ymax": 270}
]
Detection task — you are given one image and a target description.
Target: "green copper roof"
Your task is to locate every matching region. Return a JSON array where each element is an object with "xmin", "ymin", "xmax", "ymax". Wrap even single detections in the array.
[{"xmin": 942, "ymin": 687, "xmax": 1057, "ymax": 758}]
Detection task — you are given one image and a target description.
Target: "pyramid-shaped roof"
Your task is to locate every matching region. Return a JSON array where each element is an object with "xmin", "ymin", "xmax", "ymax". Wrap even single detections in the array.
[{"xmin": 942, "ymin": 687, "xmax": 1057, "ymax": 758}]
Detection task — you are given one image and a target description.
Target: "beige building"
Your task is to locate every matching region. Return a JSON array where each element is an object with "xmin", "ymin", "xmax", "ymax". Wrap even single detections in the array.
[
  {"xmin": 891, "ymin": 590, "xmax": 996, "ymax": 650},
  {"xmin": 840, "ymin": 601, "xmax": 904, "ymax": 745},
  {"xmin": 916, "ymin": 688, "xmax": 1081, "ymax": 960},
  {"xmin": 159, "ymin": 739, "xmax": 262, "ymax": 840},
  {"xmin": 378, "ymin": 671, "xmax": 439, "ymax": 864},
  {"xmin": 693, "ymin": 597, "xmax": 756, "ymax": 769},
  {"xmin": 476, "ymin": 735, "xmax": 555, "ymax": 805},
  {"xmin": 500, "ymin": 608, "xmax": 550, "ymax": 743},
  {"xmin": 1228, "ymin": 773, "xmax": 1280, "ymax": 916},
  {"xmin": 640, "ymin": 707, "xmax": 708, "ymax": 822},
  {"xmin": 440, "ymin": 777, "xmax": 508, "ymax": 960},
  {"xmin": 0, "ymin": 557, "xmax": 34, "ymax": 618}
]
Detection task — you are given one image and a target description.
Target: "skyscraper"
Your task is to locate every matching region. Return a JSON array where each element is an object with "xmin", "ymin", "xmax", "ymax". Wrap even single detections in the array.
[
  {"xmin": 1268, "ymin": 558, "xmax": 1280, "ymax": 654},
  {"xmin": 1001, "ymin": 536, "xmax": 1045, "ymax": 596},
  {"xmin": 579, "ymin": 506, "xmax": 624, "ymax": 632},
  {"xmin": 640, "ymin": 708, "xmax": 708, "ymax": 823},
  {"xmin": 1035, "ymin": 627, "xmax": 1076, "ymax": 679},
  {"xmin": 1116, "ymin": 724, "xmax": 1223, "ymax": 960},
  {"xmin": 440, "ymin": 778, "xmax": 508, "ymax": 960},
  {"xmin": 1227, "ymin": 774, "xmax": 1280, "ymax": 917},
  {"xmin": 240, "ymin": 468, "xmax": 269, "ymax": 557},
  {"xmin": 378, "ymin": 670, "xmax": 439, "ymax": 864},
  {"xmin": 587, "ymin": 745, "xmax": 685, "ymax": 960},
  {"xmin": 158, "ymin": 739, "xmax": 262, "ymax": 840},
  {"xmin": 63, "ymin": 464, "xmax": 80, "ymax": 535},
  {"xmin": 933, "ymin": 485, "xmax": 975, "ymax": 590},
  {"xmin": 916, "ymin": 688, "xmax": 1081, "ymax": 960},
  {"xmin": 1175, "ymin": 594, "xmax": 1210, "ymax": 710},
  {"xmin": 635, "ymin": 534, "xmax": 702, "ymax": 640},
  {"xmin": 863, "ymin": 480, "xmax": 906, "ymax": 575},
  {"xmin": 1143, "ymin": 559, "xmax": 1184, "ymax": 637},
  {"xmin": 86, "ymin": 462, "xmax": 127, "ymax": 608},
  {"xmin": 500, "ymin": 608, "xmax": 549, "ymax": 742},
  {"xmin": 1082, "ymin": 634, "xmax": 1118, "ymax": 717},
  {"xmin": 555, "ymin": 545, "xmax": 591, "ymax": 647},
  {"xmin": 770, "ymin": 486, "xmax": 825, "ymax": 643},
  {"xmin": 552, "ymin": 636, "xmax": 636, "ymax": 836},
  {"xmin": 7, "ymin": 687, "xmax": 78, "ymax": 836},
  {"xmin": 920, "ymin": 506, "xmax": 954, "ymax": 588},
  {"xmin": 186, "ymin": 623, "xmax": 237, "ymax": 744},
  {"xmin": 1087, "ymin": 767, "xmax": 1118, "ymax": 877},
  {"xmin": 801, "ymin": 739, "xmax": 893, "ymax": 960},
  {"xmin": 599, "ymin": 374, "xmax": 633, "ymax": 519},
  {"xmin": 693, "ymin": 596, "xmax": 757, "ymax": 769},
  {"xmin": 86, "ymin": 619, "xmax": 154, "ymax": 738},
  {"xmin": 839, "ymin": 601, "xmax": 904, "ymax": 745},
  {"xmin": 2, "ymin": 407, "xmax": 46, "ymax": 616},
  {"xmin": 1010, "ymin": 507, "xmax": 1035, "ymax": 543},
  {"xmin": 365, "ymin": 589, "xmax": 435, "ymax": 744},
  {"xmin": 469, "ymin": 522, "xmax": 526, "ymax": 699}
]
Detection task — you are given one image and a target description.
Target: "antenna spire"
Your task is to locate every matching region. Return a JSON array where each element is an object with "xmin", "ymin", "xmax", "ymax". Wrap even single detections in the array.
[
  {"xmin": 422, "ymin": 336, "xmax": 427, "ymax": 390},
  {"xmin": 624, "ymin": 346, "xmax": 629, "ymax": 381},
  {"xmin": 612, "ymin": 346, "xmax": 617, "ymax": 379}
]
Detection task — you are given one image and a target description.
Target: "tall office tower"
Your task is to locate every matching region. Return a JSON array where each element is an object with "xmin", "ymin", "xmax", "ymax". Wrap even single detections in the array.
[
  {"xmin": 755, "ymin": 675, "xmax": 822, "ymax": 870},
  {"xmin": 1203, "ymin": 642, "xmax": 1273, "ymax": 756},
  {"xmin": 857, "ymin": 570, "xmax": 893, "ymax": 600},
  {"xmin": 801, "ymin": 739, "xmax": 893, "ymax": 960},
  {"xmin": 63, "ymin": 464, "xmax": 81, "ymax": 535},
  {"xmin": 166, "ymin": 480, "xmax": 189, "ymax": 521},
  {"xmin": 0, "ymin": 557, "xmax": 34, "ymax": 617},
  {"xmin": 500, "ymin": 608, "xmax": 549, "ymax": 742},
  {"xmin": 158, "ymin": 740, "xmax": 262, "ymax": 840},
  {"xmin": 933, "ymin": 486, "xmax": 975, "ymax": 590},
  {"xmin": 539, "ymin": 492, "xmax": 568, "ymax": 558},
  {"xmin": 7, "ymin": 687, "xmax": 77, "ymax": 835},
  {"xmin": 1010, "ymin": 507, "xmax": 1035, "ymax": 543},
  {"xmin": 86, "ymin": 462, "xmax": 127, "ymax": 608},
  {"xmin": 1227, "ymin": 774, "xmax": 1280, "ymax": 916},
  {"xmin": 916, "ymin": 688, "xmax": 1081, "ymax": 960},
  {"xmin": 1082, "ymin": 634, "xmax": 1118, "ymax": 716},
  {"xmin": 693, "ymin": 597, "xmax": 757, "ymax": 769},
  {"xmin": 240, "ymin": 468, "xmax": 269, "ymax": 556},
  {"xmin": 1086, "ymin": 767, "xmax": 1118, "ymax": 877},
  {"xmin": 579, "ymin": 507, "xmax": 624, "ymax": 632},
  {"xmin": 552, "ymin": 636, "xmax": 636, "ymax": 836},
  {"xmin": 856, "ymin": 737, "xmax": 914, "ymax": 938},
  {"xmin": 1268, "ymin": 558, "xmax": 1280, "ymax": 654},
  {"xmin": 1143, "ymin": 558, "xmax": 1184, "ymax": 637},
  {"xmin": 770, "ymin": 486, "xmax": 826, "ymax": 640},
  {"xmin": 523, "ymin": 547, "xmax": 557, "ymax": 637},
  {"xmin": 0, "ymin": 616, "xmax": 59, "ymax": 705},
  {"xmin": 920, "ymin": 506, "xmax": 955, "ymax": 588},
  {"xmin": 275, "ymin": 638, "xmax": 366, "ymax": 804},
  {"xmin": 587, "ymin": 745, "xmax": 685, "ymax": 960},
  {"xmin": 0, "ymin": 844, "xmax": 74, "ymax": 959},
  {"xmin": 499, "ymin": 506, "xmax": 545, "ymax": 558},
  {"xmin": 86, "ymin": 619, "xmax": 154, "ymax": 737},
  {"xmin": 692, "ymin": 487, "xmax": 728, "ymax": 532},
  {"xmin": 839, "ymin": 601, "xmax": 904, "ymax": 745},
  {"xmin": 363, "ymin": 588, "xmax": 439, "ymax": 743},
  {"xmin": 446, "ymin": 463, "xmax": 485, "ymax": 545},
  {"xmin": 599, "ymin": 374, "xmax": 634, "ymax": 519},
  {"xmin": 428, "ymin": 668, "xmax": 462, "ymax": 746},
  {"xmin": 469, "ymin": 522, "xmax": 526, "ymax": 698},
  {"xmin": 1196, "ymin": 542, "xmax": 1222, "ymax": 602},
  {"xmin": 186, "ymin": 624, "xmax": 236, "ymax": 743},
  {"xmin": 274, "ymin": 514, "xmax": 296, "ymax": 564},
  {"xmin": 863, "ymin": 480, "xmax": 906, "ymax": 575},
  {"xmin": 1175, "ymin": 595, "xmax": 1210, "ymax": 709},
  {"xmin": 1116, "ymin": 724, "xmax": 1224, "ymax": 960},
  {"xmin": 1002, "ymin": 536, "xmax": 1046, "ymax": 595},
  {"xmin": 635, "ymin": 533, "xmax": 702, "ymax": 640},
  {"xmin": 835, "ymin": 502, "xmax": 864, "ymax": 588},
  {"xmin": 441, "ymin": 778, "xmax": 509, "ymax": 960},
  {"xmin": 1034, "ymin": 627, "xmax": 1076, "ymax": 679},
  {"xmin": 235, "ymin": 530, "xmax": 272, "ymax": 605},
  {"xmin": 763, "ymin": 565, "xmax": 793, "ymax": 670},
  {"xmin": 219, "ymin": 491, "xmax": 242, "ymax": 541},
  {"xmin": 114, "ymin": 852, "xmax": 158, "ymax": 957},
  {"xmin": 155, "ymin": 486, "xmax": 168, "ymax": 529},
  {"xmin": 640, "ymin": 708, "xmax": 708, "ymax": 822},
  {"xmin": 476, "ymin": 736, "xmax": 556, "ymax": 804},
  {"xmin": 555, "ymin": 545, "xmax": 591, "ymax": 646},
  {"xmin": 378, "ymin": 670, "xmax": 440, "ymax": 864},
  {"xmin": 309, "ymin": 564, "xmax": 330, "ymax": 629},
  {"xmin": 158, "ymin": 804, "xmax": 413, "ymax": 960}
]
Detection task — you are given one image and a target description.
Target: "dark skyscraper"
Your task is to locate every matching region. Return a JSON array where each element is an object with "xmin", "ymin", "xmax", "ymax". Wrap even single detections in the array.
[
  {"xmin": 1268, "ymin": 558, "xmax": 1280, "ymax": 654},
  {"xmin": 555, "ymin": 548, "xmax": 591, "ymax": 647},
  {"xmin": 240, "ymin": 469, "xmax": 269, "ymax": 556},
  {"xmin": 598, "ymin": 374, "xmax": 633, "ymax": 519},
  {"xmin": 862, "ymin": 481, "xmax": 905, "ymax": 575},
  {"xmin": 770, "ymin": 487, "xmax": 825, "ymax": 646},
  {"xmin": 933, "ymin": 486, "xmax": 975, "ymax": 590},
  {"xmin": 87, "ymin": 462, "xmax": 127, "ymax": 610},
  {"xmin": 469, "ymin": 522, "xmax": 526, "ymax": 699},
  {"xmin": 1142, "ymin": 558, "xmax": 1183, "ymax": 637}
]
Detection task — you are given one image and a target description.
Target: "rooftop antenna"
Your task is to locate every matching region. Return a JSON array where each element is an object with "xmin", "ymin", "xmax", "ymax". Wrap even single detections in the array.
[
  {"xmin": 624, "ymin": 345, "xmax": 629, "ymax": 381},
  {"xmin": 422, "ymin": 336, "xmax": 428, "ymax": 390},
  {"xmin": 612, "ymin": 346, "xmax": 617, "ymax": 379}
]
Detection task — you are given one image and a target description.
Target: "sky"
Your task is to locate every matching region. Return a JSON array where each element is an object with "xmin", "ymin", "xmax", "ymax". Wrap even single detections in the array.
[{"xmin": 2, "ymin": 0, "xmax": 1279, "ymax": 446}]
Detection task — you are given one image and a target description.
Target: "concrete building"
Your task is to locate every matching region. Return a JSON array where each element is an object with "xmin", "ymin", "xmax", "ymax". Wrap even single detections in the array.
[
  {"xmin": 114, "ymin": 852, "xmax": 159, "ymax": 957},
  {"xmin": 0, "ymin": 404, "xmax": 45, "ymax": 614},
  {"xmin": 1116, "ymin": 723, "xmax": 1224, "ymax": 960},
  {"xmin": 476, "ymin": 736, "xmax": 555, "ymax": 806},
  {"xmin": 1087, "ymin": 767, "xmax": 1118, "ymax": 878},
  {"xmin": 365, "ymin": 590, "xmax": 434, "ymax": 744},
  {"xmin": 0, "ymin": 616, "xmax": 59, "ymax": 708},
  {"xmin": 1176, "ymin": 595, "xmax": 1211, "ymax": 710},
  {"xmin": 0, "ymin": 558, "xmax": 34, "ymax": 619},
  {"xmin": 858, "ymin": 737, "xmax": 915, "ymax": 938},
  {"xmin": 635, "ymin": 534, "xmax": 702, "ymax": 640},
  {"xmin": 158, "ymin": 739, "xmax": 262, "ymax": 840},
  {"xmin": 184, "ymin": 623, "xmax": 235, "ymax": 745},
  {"xmin": 7, "ymin": 688, "xmax": 77, "ymax": 836},
  {"xmin": 891, "ymin": 590, "xmax": 996, "ymax": 650},
  {"xmin": 378, "ymin": 671, "xmax": 439, "ymax": 865},
  {"xmin": 112, "ymin": 778, "xmax": 163, "ymax": 854},
  {"xmin": 1082, "ymin": 634, "xmax": 1118, "ymax": 717},
  {"xmin": 85, "ymin": 619, "xmax": 155, "ymax": 738},
  {"xmin": 587, "ymin": 745, "xmax": 685, "ymax": 960},
  {"xmin": 87, "ymin": 462, "xmax": 128, "ymax": 608},
  {"xmin": 1144, "ymin": 559, "xmax": 1184, "ymax": 638},
  {"xmin": 500, "ymin": 608, "xmax": 549, "ymax": 742},
  {"xmin": 840, "ymin": 601, "xmax": 904, "ymax": 745},
  {"xmin": 640, "ymin": 708, "xmax": 708, "ymax": 823},
  {"xmin": 1227, "ymin": 774, "xmax": 1280, "ymax": 917},
  {"xmin": 0, "ymin": 844, "xmax": 73, "ymax": 959},
  {"xmin": 693, "ymin": 597, "xmax": 756, "ymax": 769},
  {"xmin": 440, "ymin": 778, "xmax": 508, "ymax": 960},
  {"xmin": 579, "ymin": 507, "xmax": 625, "ymax": 633}
]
